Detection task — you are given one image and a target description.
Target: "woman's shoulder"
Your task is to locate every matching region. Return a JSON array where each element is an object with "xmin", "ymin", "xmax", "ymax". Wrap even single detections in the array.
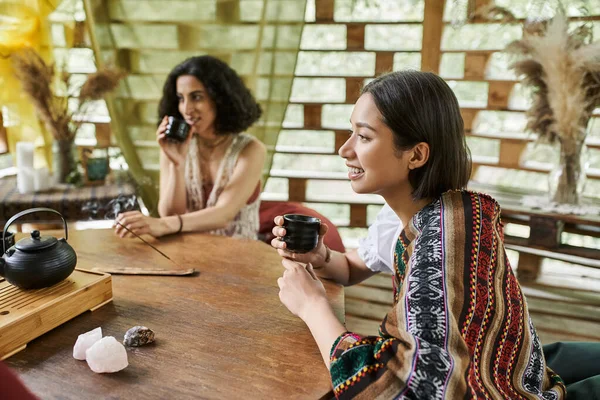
[
  {"xmin": 440, "ymin": 189, "xmax": 500, "ymax": 209},
  {"xmin": 237, "ymin": 134, "xmax": 266, "ymax": 157}
]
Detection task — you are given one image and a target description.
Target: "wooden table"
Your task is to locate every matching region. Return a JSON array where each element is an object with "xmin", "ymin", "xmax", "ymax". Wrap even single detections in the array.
[{"xmin": 5, "ymin": 229, "xmax": 344, "ymax": 399}]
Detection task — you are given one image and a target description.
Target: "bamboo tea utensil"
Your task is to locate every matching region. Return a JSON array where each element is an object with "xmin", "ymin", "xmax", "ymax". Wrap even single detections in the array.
[{"xmin": 92, "ymin": 267, "xmax": 196, "ymax": 276}]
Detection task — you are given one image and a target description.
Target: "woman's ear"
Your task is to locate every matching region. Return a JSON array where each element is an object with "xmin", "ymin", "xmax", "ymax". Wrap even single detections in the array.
[{"xmin": 408, "ymin": 142, "xmax": 430, "ymax": 170}]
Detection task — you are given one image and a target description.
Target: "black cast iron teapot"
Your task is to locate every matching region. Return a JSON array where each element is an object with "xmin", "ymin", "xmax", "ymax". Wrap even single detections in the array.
[{"xmin": 0, "ymin": 208, "xmax": 77, "ymax": 289}]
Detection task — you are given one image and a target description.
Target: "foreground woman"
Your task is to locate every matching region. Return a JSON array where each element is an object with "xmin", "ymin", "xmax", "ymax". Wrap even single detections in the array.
[{"xmin": 272, "ymin": 70, "xmax": 565, "ymax": 399}]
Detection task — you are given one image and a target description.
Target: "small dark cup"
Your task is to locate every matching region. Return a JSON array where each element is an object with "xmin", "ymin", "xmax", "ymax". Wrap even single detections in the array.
[
  {"xmin": 164, "ymin": 116, "xmax": 190, "ymax": 142},
  {"xmin": 2, "ymin": 231, "xmax": 15, "ymax": 252},
  {"xmin": 282, "ymin": 214, "xmax": 321, "ymax": 253}
]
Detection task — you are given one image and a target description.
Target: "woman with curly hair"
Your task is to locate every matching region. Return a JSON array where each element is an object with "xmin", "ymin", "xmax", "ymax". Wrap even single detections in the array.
[{"xmin": 115, "ymin": 56, "xmax": 266, "ymax": 239}]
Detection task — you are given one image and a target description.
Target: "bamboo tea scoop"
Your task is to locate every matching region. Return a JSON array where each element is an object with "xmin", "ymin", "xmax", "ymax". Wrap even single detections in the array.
[{"xmin": 92, "ymin": 267, "xmax": 196, "ymax": 276}]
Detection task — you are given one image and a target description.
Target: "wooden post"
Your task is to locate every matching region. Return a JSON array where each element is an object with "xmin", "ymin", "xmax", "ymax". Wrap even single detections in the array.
[
  {"xmin": 488, "ymin": 81, "xmax": 516, "ymax": 109},
  {"xmin": 517, "ymin": 252, "xmax": 543, "ymax": 282},
  {"xmin": 304, "ymin": 105, "xmax": 322, "ymax": 129},
  {"xmin": 421, "ymin": 0, "xmax": 445, "ymax": 73},
  {"xmin": 335, "ymin": 131, "xmax": 349, "ymax": 153},
  {"xmin": 345, "ymin": 77, "xmax": 363, "ymax": 103},
  {"xmin": 499, "ymin": 139, "xmax": 527, "ymax": 169},
  {"xmin": 350, "ymin": 204, "xmax": 367, "ymax": 227},
  {"xmin": 375, "ymin": 52, "xmax": 394, "ymax": 74},
  {"xmin": 467, "ymin": 0, "xmax": 492, "ymax": 21},
  {"xmin": 529, "ymin": 216, "xmax": 563, "ymax": 250},
  {"xmin": 461, "ymin": 109, "xmax": 479, "ymax": 132},
  {"xmin": 216, "ymin": 0, "xmax": 240, "ymax": 22},
  {"xmin": 0, "ymin": 111, "xmax": 7, "ymax": 154},
  {"xmin": 464, "ymin": 52, "xmax": 491, "ymax": 80},
  {"xmin": 346, "ymin": 24, "xmax": 365, "ymax": 50},
  {"xmin": 315, "ymin": 0, "xmax": 334, "ymax": 22},
  {"xmin": 288, "ymin": 178, "xmax": 307, "ymax": 202}
]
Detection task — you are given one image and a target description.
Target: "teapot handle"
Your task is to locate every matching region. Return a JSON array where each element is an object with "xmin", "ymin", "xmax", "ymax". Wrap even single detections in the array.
[{"xmin": 3, "ymin": 208, "xmax": 68, "ymax": 253}]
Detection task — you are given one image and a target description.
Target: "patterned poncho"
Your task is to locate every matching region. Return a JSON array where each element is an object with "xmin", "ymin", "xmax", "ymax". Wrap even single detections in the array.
[{"xmin": 330, "ymin": 191, "xmax": 565, "ymax": 399}]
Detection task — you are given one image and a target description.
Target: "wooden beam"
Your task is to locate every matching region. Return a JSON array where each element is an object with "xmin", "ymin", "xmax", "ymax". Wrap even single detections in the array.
[
  {"xmin": 375, "ymin": 52, "xmax": 394, "ymax": 74},
  {"xmin": 303, "ymin": 104, "xmax": 322, "ymax": 129},
  {"xmin": 350, "ymin": 204, "xmax": 367, "ymax": 227},
  {"xmin": 467, "ymin": 0, "xmax": 492, "ymax": 21},
  {"xmin": 345, "ymin": 77, "xmax": 363, "ymax": 103},
  {"xmin": 499, "ymin": 139, "xmax": 527, "ymax": 169},
  {"xmin": 335, "ymin": 130, "xmax": 348, "ymax": 153},
  {"xmin": 464, "ymin": 53, "xmax": 491, "ymax": 80},
  {"xmin": 346, "ymin": 24, "xmax": 365, "ymax": 51},
  {"xmin": 529, "ymin": 216, "xmax": 563, "ymax": 250},
  {"xmin": 315, "ymin": 0, "xmax": 334, "ymax": 22},
  {"xmin": 460, "ymin": 108, "xmax": 479, "ymax": 131},
  {"xmin": 288, "ymin": 178, "xmax": 307, "ymax": 202},
  {"xmin": 488, "ymin": 81, "xmax": 516, "ymax": 109},
  {"xmin": 421, "ymin": 0, "xmax": 445, "ymax": 73},
  {"xmin": 0, "ymin": 111, "xmax": 7, "ymax": 154},
  {"xmin": 95, "ymin": 123, "xmax": 112, "ymax": 148},
  {"xmin": 216, "ymin": 0, "xmax": 240, "ymax": 23},
  {"xmin": 517, "ymin": 252, "xmax": 542, "ymax": 282}
]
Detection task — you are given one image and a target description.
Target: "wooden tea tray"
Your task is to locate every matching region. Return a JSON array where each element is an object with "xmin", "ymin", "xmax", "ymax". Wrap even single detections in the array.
[{"xmin": 0, "ymin": 268, "xmax": 112, "ymax": 360}]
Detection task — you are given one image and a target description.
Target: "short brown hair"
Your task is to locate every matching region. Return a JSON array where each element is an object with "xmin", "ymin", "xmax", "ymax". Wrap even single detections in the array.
[{"xmin": 362, "ymin": 70, "xmax": 472, "ymax": 200}]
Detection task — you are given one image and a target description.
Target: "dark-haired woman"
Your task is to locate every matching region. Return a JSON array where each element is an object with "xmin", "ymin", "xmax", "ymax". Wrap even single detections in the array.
[
  {"xmin": 115, "ymin": 56, "xmax": 266, "ymax": 239},
  {"xmin": 271, "ymin": 70, "xmax": 565, "ymax": 399}
]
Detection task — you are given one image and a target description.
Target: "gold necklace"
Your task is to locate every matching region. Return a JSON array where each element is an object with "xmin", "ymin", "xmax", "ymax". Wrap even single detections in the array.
[{"xmin": 198, "ymin": 135, "xmax": 231, "ymax": 149}]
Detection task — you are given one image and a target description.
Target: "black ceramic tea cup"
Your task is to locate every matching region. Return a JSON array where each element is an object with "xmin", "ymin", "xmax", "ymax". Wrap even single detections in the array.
[
  {"xmin": 164, "ymin": 116, "xmax": 191, "ymax": 142},
  {"xmin": 282, "ymin": 214, "xmax": 321, "ymax": 253}
]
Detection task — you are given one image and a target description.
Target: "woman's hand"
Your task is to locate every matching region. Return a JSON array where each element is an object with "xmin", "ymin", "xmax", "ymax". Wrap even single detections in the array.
[
  {"xmin": 156, "ymin": 116, "xmax": 194, "ymax": 168},
  {"xmin": 270, "ymin": 216, "xmax": 329, "ymax": 266},
  {"xmin": 277, "ymin": 259, "xmax": 328, "ymax": 321},
  {"xmin": 114, "ymin": 211, "xmax": 173, "ymax": 238}
]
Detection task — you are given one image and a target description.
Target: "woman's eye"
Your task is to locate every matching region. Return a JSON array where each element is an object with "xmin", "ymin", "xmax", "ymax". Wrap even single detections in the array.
[
  {"xmin": 193, "ymin": 95, "xmax": 203, "ymax": 101},
  {"xmin": 358, "ymin": 134, "xmax": 369, "ymax": 142},
  {"xmin": 348, "ymin": 130, "xmax": 354, "ymax": 137}
]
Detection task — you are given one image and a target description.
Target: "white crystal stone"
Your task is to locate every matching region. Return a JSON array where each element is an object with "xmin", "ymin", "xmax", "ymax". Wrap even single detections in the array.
[
  {"xmin": 73, "ymin": 327, "xmax": 102, "ymax": 360},
  {"xmin": 85, "ymin": 336, "xmax": 129, "ymax": 373}
]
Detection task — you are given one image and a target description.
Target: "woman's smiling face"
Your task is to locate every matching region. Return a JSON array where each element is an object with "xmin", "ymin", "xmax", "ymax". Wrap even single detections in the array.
[
  {"xmin": 176, "ymin": 75, "xmax": 218, "ymax": 139},
  {"xmin": 339, "ymin": 93, "xmax": 412, "ymax": 197}
]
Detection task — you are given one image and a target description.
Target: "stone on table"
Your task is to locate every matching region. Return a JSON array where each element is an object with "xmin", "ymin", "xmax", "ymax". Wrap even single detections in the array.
[
  {"xmin": 73, "ymin": 327, "xmax": 102, "ymax": 360},
  {"xmin": 123, "ymin": 326, "xmax": 155, "ymax": 347},
  {"xmin": 85, "ymin": 336, "xmax": 128, "ymax": 373}
]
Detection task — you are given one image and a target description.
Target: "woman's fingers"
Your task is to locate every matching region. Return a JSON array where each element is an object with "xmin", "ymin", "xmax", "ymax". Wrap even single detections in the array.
[
  {"xmin": 306, "ymin": 263, "xmax": 318, "ymax": 280},
  {"xmin": 270, "ymin": 226, "xmax": 286, "ymax": 240},
  {"xmin": 281, "ymin": 258, "xmax": 302, "ymax": 271},
  {"xmin": 273, "ymin": 216, "xmax": 284, "ymax": 226},
  {"xmin": 319, "ymin": 223, "xmax": 329, "ymax": 236}
]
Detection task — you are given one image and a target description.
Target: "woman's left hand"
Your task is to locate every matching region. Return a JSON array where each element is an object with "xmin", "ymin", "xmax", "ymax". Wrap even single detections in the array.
[
  {"xmin": 114, "ymin": 211, "xmax": 171, "ymax": 238},
  {"xmin": 277, "ymin": 258, "xmax": 328, "ymax": 321}
]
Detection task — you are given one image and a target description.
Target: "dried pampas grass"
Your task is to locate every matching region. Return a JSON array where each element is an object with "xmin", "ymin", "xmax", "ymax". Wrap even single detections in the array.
[
  {"xmin": 11, "ymin": 48, "xmax": 125, "ymax": 142},
  {"xmin": 504, "ymin": 8, "xmax": 600, "ymax": 151}
]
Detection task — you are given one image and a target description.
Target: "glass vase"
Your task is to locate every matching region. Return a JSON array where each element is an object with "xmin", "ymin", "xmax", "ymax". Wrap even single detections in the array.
[
  {"xmin": 52, "ymin": 139, "xmax": 76, "ymax": 184},
  {"xmin": 548, "ymin": 139, "xmax": 587, "ymax": 205}
]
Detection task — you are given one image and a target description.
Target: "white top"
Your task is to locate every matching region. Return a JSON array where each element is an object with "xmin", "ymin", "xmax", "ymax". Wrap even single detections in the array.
[
  {"xmin": 184, "ymin": 133, "xmax": 260, "ymax": 240},
  {"xmin": 357, "ymin": 203, "xmax": 403, "ymax": 274}
]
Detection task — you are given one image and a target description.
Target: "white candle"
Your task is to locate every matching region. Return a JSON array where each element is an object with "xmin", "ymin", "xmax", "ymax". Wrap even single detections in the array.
[
  {"xmin": 16, "ymin": 142, "xmax": 34, "ymax": 169},
  {"xmin": 33, "ymin": 167, "xmax": 51, "ymax": 192},
  {"xmin": 17, "ymin": 167, "xmax": 35, "ymax": 194}
]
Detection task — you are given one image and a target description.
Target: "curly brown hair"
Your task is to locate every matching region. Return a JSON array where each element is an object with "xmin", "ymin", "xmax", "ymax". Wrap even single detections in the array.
[{"xmin": 158, "ymin": 56, "xmax": 262, "ymax": 135}]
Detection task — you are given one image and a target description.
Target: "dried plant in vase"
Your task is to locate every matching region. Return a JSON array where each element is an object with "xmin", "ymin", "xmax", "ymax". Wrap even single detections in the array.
[
  {"xmin": 490, "ymin": 7, "xmax": 600, "ymax": 204},
  {"xmin": 11, "ymin": 48, "xmax": 125, "ymax": 183}
]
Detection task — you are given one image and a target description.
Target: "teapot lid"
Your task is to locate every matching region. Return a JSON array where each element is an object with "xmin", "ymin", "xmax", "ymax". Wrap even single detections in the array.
[{"xmin": 15, "ymin": 230, "xmax": 58, "ymax": 252}]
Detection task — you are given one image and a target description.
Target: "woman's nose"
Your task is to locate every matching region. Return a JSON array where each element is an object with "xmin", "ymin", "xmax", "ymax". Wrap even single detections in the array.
[
  {"xmin": 183, "ymin": 100, "xmax": 194, "ymax": 115},
  {"xmin": 338, "ymin": 135, "xmax": 354, "ymax": 159}
]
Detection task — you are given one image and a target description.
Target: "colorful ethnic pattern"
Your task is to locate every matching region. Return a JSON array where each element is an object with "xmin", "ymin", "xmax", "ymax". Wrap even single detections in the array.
[{"xmin": 329, "ymin": 191, "xmax": 566, "ymax": 399}]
